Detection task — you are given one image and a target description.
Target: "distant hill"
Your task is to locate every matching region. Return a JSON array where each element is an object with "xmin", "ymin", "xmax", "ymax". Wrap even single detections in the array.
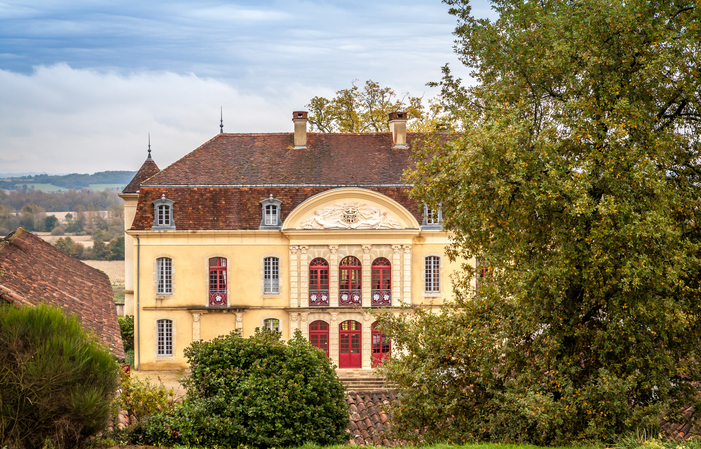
[{"xmin": 0, "ymin": 171, "xmax": 136, "ymax": 191}]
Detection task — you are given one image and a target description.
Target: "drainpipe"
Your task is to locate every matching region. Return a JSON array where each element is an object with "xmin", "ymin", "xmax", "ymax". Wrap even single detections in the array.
[{"xmin": 135, "ymin": 235, "xmax": 141, "ymax": 371}]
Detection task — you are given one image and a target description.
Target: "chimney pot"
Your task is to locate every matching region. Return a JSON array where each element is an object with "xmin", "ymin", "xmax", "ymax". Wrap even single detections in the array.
[
  {"xmin": 292, "ymin": 111, "xmax": 308, "ymax": 148},
  {"xmin": 388, "ymin": 111, "xmax": 408, "ymax": 148}
]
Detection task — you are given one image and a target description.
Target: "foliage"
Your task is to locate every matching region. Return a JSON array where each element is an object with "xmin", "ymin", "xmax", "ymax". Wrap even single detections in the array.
[
  {"xmin": 0, "ymin": 303, "xmax": 119, "ymax": 449},
  {"xmin": 114, "ymin": 369, "xmax": 175, "ymax": 422},
  {"xmin": 306, "ymin": 79, "xmax": 447, "ymax": 133},
  {"xmin": 0, "ymin": 187, "xmax": 125, "ymax": 212},
  {"xmin": 54, "ymin": 236, "xmax": 85, "ymax": 259},
  {"xmin": 44, "ymin": 214, "xmax": 59, "ymax": 231},
  {"xmin": 388, "ymin": 0, "xmax": 701, "ymax": 445},
  {"xmin": 118, "ymin": 315, "xmax": 134, "ymax": 352},
  {"xmin": 108, "ymin": 236, "xmax": 124, "ymax": 260},
  {"xmin": 131, "ymin": 329, "xmax": 349, "ymax": 448}
]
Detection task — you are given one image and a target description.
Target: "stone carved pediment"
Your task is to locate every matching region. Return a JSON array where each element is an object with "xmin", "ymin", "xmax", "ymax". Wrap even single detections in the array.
[{"xmin": 298, "ymin": 202, "xmax": 403, "ymax": 230}]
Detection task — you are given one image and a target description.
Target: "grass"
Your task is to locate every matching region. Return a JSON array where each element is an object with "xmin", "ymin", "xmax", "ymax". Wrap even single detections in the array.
[{"xmin": 112, "ymin": 285, "xmax": 125, "ymax": 303}]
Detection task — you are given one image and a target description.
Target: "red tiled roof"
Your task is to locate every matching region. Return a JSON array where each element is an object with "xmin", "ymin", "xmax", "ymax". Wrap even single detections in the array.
[
  {"xmin": 142, "ymin": 132, "xmax": 418, "ymax": 187},
  {"xmin": 0, "ymin": 228, "xmax": 125, "ymax": 359},
  {"xmin": 130, "ymin": 186, "xmax": 420, "ymax": 231},
  {"xmin": 122, "ymin": 157, "xmax": 160, "ymax": 193},
  {"xmin": 347, "ymin": 390, "xmax": 400, "ymax": 446}
]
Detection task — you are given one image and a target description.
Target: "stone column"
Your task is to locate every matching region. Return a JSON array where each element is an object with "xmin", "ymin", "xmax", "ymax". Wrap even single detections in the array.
[
  {"xmin": 329, "ymin": 312, "xmax": 339, "ymax": 365},
  {"xmin": 363, "ymin": 312, "xmax": 373, "ymax": 368},
  {"xmin": 402, "ymin": 245, "xmax": 412, "ymax": 306},
  {"xmin": 300, "ymin": 312, "xmax": 309, "ymax": 339},
  {"xmin": 289, "ymin": 246, "xmax": 299, "ymax": 307},
  {"xmin": 289, "ymin": 312, "xmax": 299, "ymax": 339},
  {"xmin": 192, "ymin": 313, "xmax": 202, "ymax": 342},
  {"xmin": 299, "ymin": 246, "xmax": 309, "ymax": 307},
  {"xmin": 392, "ymin": 245, "xmax": 402, "ymax": 307},
  {"xmin": 361, "ymin": 244, "xmax": 372, "ymax": 307},
  {"xmin": 235, "ymin": 312, "xmax": 244, "ymax": 333},
  {"xmin": 328, "ymin": 245, "xmax": 339, "ymax": 307}
]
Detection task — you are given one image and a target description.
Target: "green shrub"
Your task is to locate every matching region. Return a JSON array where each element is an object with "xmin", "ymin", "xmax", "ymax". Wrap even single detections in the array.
[
  {"xmin": 0, "ymin": 303, "xmax": 119, "ymax": 449},
  {"xmin": 114, "ymin": 369, "xmax": 175, "ymax": 421},
  {"xmin": 118, "ymin": 315, "xmax": 134, "ymax": 352},
  {"xmin": 135, "ymin": 329, "xmax": 349, "ymax": 448}
]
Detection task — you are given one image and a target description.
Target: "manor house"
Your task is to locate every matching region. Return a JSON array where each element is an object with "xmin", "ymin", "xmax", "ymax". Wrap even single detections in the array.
[{"xmin": 121, "ymin": 111, "xmax": 462, "ymax": 370}]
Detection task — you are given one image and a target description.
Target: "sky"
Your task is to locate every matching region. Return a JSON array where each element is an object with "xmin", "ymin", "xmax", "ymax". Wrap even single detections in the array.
[{"xmin": 0, "ymin": 0, "xmax": 493, "ymax": 175}]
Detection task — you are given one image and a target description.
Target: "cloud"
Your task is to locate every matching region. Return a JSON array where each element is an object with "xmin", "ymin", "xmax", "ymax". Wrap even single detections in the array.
[{"xmin": 0, "ymin": 64, "xmax": 324, "ymax": 173}]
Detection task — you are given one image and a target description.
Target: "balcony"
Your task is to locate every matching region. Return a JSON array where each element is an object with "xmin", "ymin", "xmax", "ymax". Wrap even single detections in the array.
[
  {"xmin": 371, "ymin": 289, "xmax": 391, "ymax": 306},
  {"xmin": 339, "ymin": 289, "xmax": 362, "ymax": 306},
  {"xmin": 309, "ymin": 290, "xmax": 330, "ymax": 306},
  {"xmin": 209, "ymin": 290, "xmax": 227, "ymax": 307}
]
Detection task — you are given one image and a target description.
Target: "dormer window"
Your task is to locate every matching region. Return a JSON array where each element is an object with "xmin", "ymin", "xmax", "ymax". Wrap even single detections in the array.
[
  {"xmin": 152, "ymin": 194, "xmax": 175, "ymax": 230},
  {"xmin": 259, "ymin": 195, "xmax": 282, "ymax": 229},
  {"xmin": 423, "ymin": 203, "xmax": 443, "ymax": 227}
]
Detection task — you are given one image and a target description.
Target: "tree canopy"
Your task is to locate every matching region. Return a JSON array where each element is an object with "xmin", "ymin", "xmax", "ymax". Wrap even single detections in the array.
[
  {"xmin": 306, "ymin": 79, "xmax": 445, "ymax": 133},
  {"xmin": 381, "ymin": 0, "xmax": 701, "ymax": 444}
]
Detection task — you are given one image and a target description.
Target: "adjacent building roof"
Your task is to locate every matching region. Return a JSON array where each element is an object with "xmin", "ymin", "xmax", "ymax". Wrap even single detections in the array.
[
  {"xmin": 347, "ymin": 390, "xmax": 400, "ymax": 446},
  {"xmin": 122, "ymin": 156, "xmax": 160, "ymax": 194},
  {"xmin": 0, "ymin": 228, "xmax": 125, "ymax": 359},
  {"xmin": 142, "ymin": 132, "xmax": 417, "ymax": 187}
]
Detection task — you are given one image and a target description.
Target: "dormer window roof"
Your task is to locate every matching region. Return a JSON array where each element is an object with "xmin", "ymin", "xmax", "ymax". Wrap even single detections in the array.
[
  {"xmin": 152, "ymin": 194, "xmax": 176, "ymax": 230},
  {"xmin": 260, "ymin": 195, "xmax": 282, "ymax": 229}
]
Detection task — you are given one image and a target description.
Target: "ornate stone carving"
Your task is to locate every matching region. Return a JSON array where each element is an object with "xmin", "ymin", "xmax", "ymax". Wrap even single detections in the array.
[
  {"xmin": 328, "ymin": 245, "xmax": 338, "ymax": 254},
  {"xmin": 236, "ymin": 313, "xmax": 243, "ymax": 322},
  {"xmin": 192, "ymin": 313, "xmax": 200, "ymax": 322},
  {"xmin": 290, "ymin": 313, "xmax": 299, "ymax": 322},
  {"xmin": 403, "ymin": 245, "xmax": 411, "ymax": 254},
  {"xmin": 364, "ymin": 313, "xmax": 372, "ymax": 322},
  {"xmin": 362, "ymin": 244, "xmax": 372, "ymax": 254},
  {"xmin": 299, "ymin": 202, "xmax": 402, "ymax": 230},
  {"xmin": 330, "ymin": 312, "xmax": 338, "ymax": 322},
  {"xmin": 300, "ymin": 246, "xmax": 309, "ymax": 254},
  {"xmin": 392, "ymin": 245, "xmax": 402, "ymax": 253},
  {"xmin": 290, "ymin": 246, "xmax": 299, "ymax": 254},
  {"xmin": 300, "ymin": 313, "xmax": 308, "ymax": 323}
]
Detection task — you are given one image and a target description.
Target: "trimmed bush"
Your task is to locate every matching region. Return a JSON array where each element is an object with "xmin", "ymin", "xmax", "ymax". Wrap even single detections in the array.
[
  {"xmin": 133, "ymin": 329, "xmax": 349, "ymax": 448},
  {"xmin": 0, "ymin": 303, "xmax": 119, "ymax": 449},
  {"xmin": 114, "ymin": 369, "xmax": 175, "ymax": 421}
]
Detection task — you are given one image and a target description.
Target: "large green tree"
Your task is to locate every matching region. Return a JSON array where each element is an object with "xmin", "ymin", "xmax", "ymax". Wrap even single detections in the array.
[{"xmin": 381, "ymin": 0, "xmax": 701, "ymax": 444}]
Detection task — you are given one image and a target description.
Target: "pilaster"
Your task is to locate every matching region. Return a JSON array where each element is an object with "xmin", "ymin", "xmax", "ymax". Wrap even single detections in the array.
[
  {"xmin": 362, "ymin": 312, "xmax": 373, "ymax": 368},
  {"xmin": 192, "ymin": 313, "xmax": 202, "ymax": 342},
  {"xmin": 235, "ymin": 312, "xmax": 243, "ymax": 332},
  {"xmin": 329, "ymin": 245, "xmax": 339, "ymax": 307},
  {"xmin": 289, "ymin": 312, "xmax": 299, "ymax": 339},
  {"xmin": 329, "ymin": 312, "xmax": 339, "ymax": 365},
  {"xmin": 392, "ymin": 245, "xmax": 402, "ymax": 306},
  {"xmin": 403, "ymin": 245, "xmax": 412, "ymax": 305},
  {"xmin": 299, "ymin": 246, "xmax": 309, "ymax": 307},
  {"xmin": 361, "ymin": 244, "xmax": 372, "ymax": 307},
  {"xmin": 300, "ymin": 312, "xmax": 309, "ymax": 338},
  {"xmin": 289, "ymin": 246, "xmax": 299, "ymax": 307}
]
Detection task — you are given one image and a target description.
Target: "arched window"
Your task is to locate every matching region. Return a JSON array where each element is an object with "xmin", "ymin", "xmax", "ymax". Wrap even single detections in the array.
[
  {"xmin": 309, "ymin": 320, "xmax": 329, "ymax": 356},
  {"xmin": 156, "ymin": 257, "xmax": 172, "ymax": 294},
  {"xmin": 264, "ymin": 257, "xmax": 279, "ymax": 294},
  {"xmin": 372, "ymin": 322, "xmax": 391, "ymax": 367},
  {"xmin": 425, "ymin": 256, "xmax": 441, "ymax": 293},
  {"xmin": 339, "ymin": 256, "xmax": 361, "ymax": 306},
  {"xmin": 157, "ymin": 319, "xmax": 173, "ymax": 356},
  {"xmin": 259, "ymin": 195, "xmax": 282, "ymax": 228},
  {"xmin": 339, "ymin": 320, "xmax": 362, "ymax": 368},
  {"xmin": 371, "ymin": 257, "xmax": 391, "ymax": 306},
  {"xmin": 264, "ymin": 318, "xmax": 280, "ymax": 332},
  {"xmin": 309, "ymin": 258, "xmax": 329, "ymax": 306},
  {"xmin": 209, "ymin": 257, "xmax": 227, "ymax": 306}
]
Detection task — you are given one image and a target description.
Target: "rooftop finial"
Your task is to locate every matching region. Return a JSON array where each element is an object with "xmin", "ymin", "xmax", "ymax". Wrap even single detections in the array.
[
  {"xmin": 220, "ymin": 107, "xmax": 224, "ymax": 134},
  {"xmin": 147, "ymin": 133, "xmax": 152, "ymax": 160}
]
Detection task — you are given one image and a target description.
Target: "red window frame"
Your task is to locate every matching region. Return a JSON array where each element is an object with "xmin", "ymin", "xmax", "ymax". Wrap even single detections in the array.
[
  {"xmin": 339, "ymin": 320, "xmax": 362, "ymax": 368},
  {"xmin": 209, "ymin": 257, "xmax": 227, "ymax": 306},
  {"xmin": 309, "ymin": 258, "xmax": 329, "ymax": 306},
  {"xmin": 372, "ymin": 322, "xmax": 391, "ymax": 367},
  {"xmin": 309, "ymin": 320, "xmax": 329, "ymax": 356},
  {"xmin": 339, "ymin": 256, "xmax": 361, "ymax": 306},
  {"xmin": 371, "ymin": 257, "xmax": 391, "ymax": 306}
]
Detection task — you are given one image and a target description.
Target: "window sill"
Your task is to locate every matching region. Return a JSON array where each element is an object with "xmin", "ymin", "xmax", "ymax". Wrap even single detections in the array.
[
  {"xmin": 423, "ymin": 292, "xmax": 442, "ymax": 298},
  {"xmin": 155, "ymin": 294, "xmax": 173, "ymax": 300},
  {"xmin": 262, "ymin": 293, "xmax": 282, "ymax": 298}
]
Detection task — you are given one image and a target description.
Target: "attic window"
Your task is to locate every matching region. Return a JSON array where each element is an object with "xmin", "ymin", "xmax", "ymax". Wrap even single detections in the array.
[
  {"xmin": 259, "ymin": 195, "xmax": 282, "ymax": 229},
  {"xmin": 422, "ymin": 203, "xmax": 443, "ymax": 228},
  {"xmin": 152, "ymin": 194, "xmax": 176, "ymax": 230}
]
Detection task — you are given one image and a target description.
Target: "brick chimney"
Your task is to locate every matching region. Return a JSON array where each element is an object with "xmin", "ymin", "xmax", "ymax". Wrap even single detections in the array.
[
  {"xmin": 293, "ymin": 111, "xmax": 308, "ymax": 149},
  {"xmin": 389, "ymin": 112, "xmax": 407, "ymax": 148}
]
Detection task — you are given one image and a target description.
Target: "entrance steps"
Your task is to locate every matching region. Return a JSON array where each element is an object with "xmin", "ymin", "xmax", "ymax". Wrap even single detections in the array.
[{"xmin": 336, "ymin": 368, "xmax": 395, "ymax": 392}]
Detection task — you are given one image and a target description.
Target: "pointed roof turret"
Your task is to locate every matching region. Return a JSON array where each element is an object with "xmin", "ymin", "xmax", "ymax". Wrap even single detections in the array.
[{"xmin": 122, "ymin": 135, "xmax": 161, "ymax": 194}]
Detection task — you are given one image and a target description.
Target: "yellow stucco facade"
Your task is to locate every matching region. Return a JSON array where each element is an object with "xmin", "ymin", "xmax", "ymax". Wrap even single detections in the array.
[{"xmin": 125, "ymin": 188, "xmax": 464, "ymax": 370}]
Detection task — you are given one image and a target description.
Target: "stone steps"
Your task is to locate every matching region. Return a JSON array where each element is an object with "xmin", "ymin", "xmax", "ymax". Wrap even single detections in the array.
[{"xmin": 337, "ymin": 369, "xmax": 395, "ymax": 392}]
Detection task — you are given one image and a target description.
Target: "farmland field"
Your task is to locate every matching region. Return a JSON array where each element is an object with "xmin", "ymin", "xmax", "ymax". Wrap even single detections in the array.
[
  {"xmin": 83, "ymin": 260, "xmax": 124, "ymax": 285},
  {"xmin": 15, "ymin": 183, "xmax": 69, "ymax": 192}
]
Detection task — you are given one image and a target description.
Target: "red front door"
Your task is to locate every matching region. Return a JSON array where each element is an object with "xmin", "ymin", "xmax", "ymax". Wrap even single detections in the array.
[
  {"xmin": 339, "ymin": 320, "xmax": 361, "ymax": 368},
  {"xmin": 372, "ymin": 322, "xmax": 391, "ymax": 367},
  {"xmin": 309, "ymin": 320, "xmax": 329, "ymax": 356}
]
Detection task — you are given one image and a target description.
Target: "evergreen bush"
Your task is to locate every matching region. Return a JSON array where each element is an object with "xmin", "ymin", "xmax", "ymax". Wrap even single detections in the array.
[
  {"xmin": 0, "ymin": 303, "xmax": 119, "ymax": 449},
  {"xmin": 132, "ymin": 329, "xmax": 349, "ymax": 448}
]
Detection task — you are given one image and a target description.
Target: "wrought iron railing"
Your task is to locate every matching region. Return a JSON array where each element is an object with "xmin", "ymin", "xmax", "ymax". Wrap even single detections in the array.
[
  {"xmin": 339, "ymin": 289, "xmax": 362, "ymax": 306},
  {"xmin": 309, "ymin": 290, "xmax": 330, "ymax": 306},
  {"xmin": 371, "ymin": 289, "xmax": 391, "ymax": 306},
  {"xmin": 209, "ymin": 290, "xmax": 227, "ymax": 307}
]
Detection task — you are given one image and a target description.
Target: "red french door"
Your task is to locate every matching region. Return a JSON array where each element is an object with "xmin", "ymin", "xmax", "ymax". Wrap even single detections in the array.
[
  {"xmin": 209, "ymin": 257, "xmax": 227, "ymax": 306},
  {"xmin": 371, "ymin": 257, "xmax": 391, "ymax": 306},
  {"xmin": 339, "ymin": 320, "xmax": 362, "ymax": 368},
  {"xmin": 371, "ymin": 322, "xmax": 391, "ymax": 367},
  {"xmin": 309, "ymin": 258, "xmax": 330, "ymax": 306},
  {"xmin": 339, "ymin": 256, "xmax": 362, "ymax": 306},
  {"xmin": 309, "ymin": 320, "xmax": 329, "ymax": 356}
]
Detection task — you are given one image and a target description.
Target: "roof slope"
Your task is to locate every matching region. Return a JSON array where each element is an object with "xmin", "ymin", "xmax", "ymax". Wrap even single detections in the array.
[
  {"xmin": 0, "ymin": 228, "xmax": 125, "ymax": 359},
  {"xmin": 142, "ymin": 132, "xmax": 418, "ymax": 186},
  {"xmin": 123, "ymin": 157, "xmax": 160, "ymax": 193}
]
